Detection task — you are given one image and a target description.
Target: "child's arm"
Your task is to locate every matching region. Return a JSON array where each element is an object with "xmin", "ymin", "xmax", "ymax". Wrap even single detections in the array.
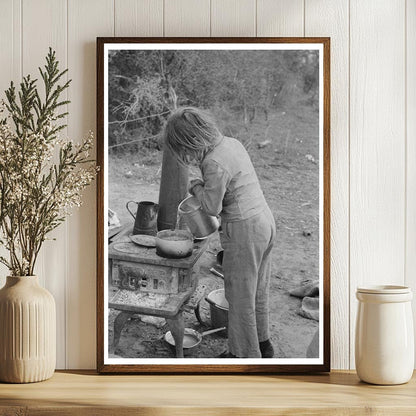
[
  {"xmin": 190, "ymin": 160, "xmax": 230, "ymax": 216},
  {"xmin": 189, "ymin": 178, "xmax": 204, "ymax": 191}
]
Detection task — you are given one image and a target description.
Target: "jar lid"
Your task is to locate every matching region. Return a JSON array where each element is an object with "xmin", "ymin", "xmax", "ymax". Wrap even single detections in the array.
[{"xmin": 357, "ymin": 285, "xmax": 411, "ymax": 294}]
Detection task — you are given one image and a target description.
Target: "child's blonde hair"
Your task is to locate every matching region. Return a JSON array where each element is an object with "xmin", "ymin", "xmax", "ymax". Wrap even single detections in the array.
[{"xmin": 163, "ymin": 107, "xmax": 221, "ymax": 165}]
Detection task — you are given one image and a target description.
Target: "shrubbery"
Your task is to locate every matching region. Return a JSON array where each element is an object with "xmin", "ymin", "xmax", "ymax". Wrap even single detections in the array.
[{"xmin": 108, "ymin": 50, "xmax": 319, "ymax": 154}]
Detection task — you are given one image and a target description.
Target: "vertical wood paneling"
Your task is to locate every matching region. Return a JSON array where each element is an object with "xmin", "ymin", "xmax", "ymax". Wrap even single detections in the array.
[
  {"xmin": 350, "ymin": 0, "xmax": 406, "ymax": 368},
  {"xmin": 67, "ymin": 0, "xmax": 114, "ymax": 369},
  {"xmin": 115, "ymin": 0, "xmax": 163, "ymax": 37},
  {"xmin": 0, "ymin": 0, "xmax": 21, "ymax": 288},
  {"xmin": 305, "ymin": 0, "xmax": 350, "ymax": 370},
  {"xmin": 164, "ymin": 0, "xmax": 210, "ymax": 37},
  {"xmin": 0, "ymin": 0, "xmax": 21, "ymax": 99},
  {"xmin": 406, "ymin": 0, "xmax": 416, "ymax": 364},
  {"xmin": 211, "ymin": 0, "xmax": 256, "ymax": 36},
  {"xmin": 22, "ymin": 0, "xmax": 68, "ymax": 369},
  {"xmin": 257, "ymin": 0, "xmax": 304, "ymax": 36},
  {"xmin": 0, "ymin": 0, "xmax": 13, "ymax": 102}
]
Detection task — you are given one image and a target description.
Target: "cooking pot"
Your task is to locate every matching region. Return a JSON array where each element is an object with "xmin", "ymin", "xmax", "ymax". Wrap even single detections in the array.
[
  {"xmin": 155, "ymin": 229, "xmax": 193, "ymax": 259},
  {"xmin": 164, "ymin": 326, "xmax": 226, "ymax": 350},
  {"xmin": 178, "ymin": 196, "xmax": 219, "ymax": 239}
]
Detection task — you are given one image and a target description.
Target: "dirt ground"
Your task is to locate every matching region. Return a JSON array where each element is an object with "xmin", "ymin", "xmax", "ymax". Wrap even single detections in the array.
[{"xmin": 108, "ymin": 104, "xmax": 319, "ymax": 359}]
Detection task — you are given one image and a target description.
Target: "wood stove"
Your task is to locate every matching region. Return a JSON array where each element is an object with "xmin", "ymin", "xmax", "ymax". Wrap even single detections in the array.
[{"xmin": 108, "ymin": 224, "xmax": 209, "ymax": 357}]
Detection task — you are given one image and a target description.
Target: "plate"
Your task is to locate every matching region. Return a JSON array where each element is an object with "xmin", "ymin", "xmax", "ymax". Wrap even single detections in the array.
[{"xmin": 129, "ymin": 234, "xmax": 156, "ymax": 248}]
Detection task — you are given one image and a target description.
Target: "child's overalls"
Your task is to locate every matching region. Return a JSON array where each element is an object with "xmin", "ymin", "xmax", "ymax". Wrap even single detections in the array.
[{"xmin": 192, "ymin": 136, "xmax": 276, "ymax": 357}]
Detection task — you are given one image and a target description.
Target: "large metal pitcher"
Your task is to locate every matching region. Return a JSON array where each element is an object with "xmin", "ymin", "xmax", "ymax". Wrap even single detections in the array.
[{"xmin": 126, "ymin": 201, "xmax": 159, "ymax": 236}]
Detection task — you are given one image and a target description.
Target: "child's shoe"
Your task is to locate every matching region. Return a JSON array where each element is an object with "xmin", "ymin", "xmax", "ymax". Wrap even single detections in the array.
[{"xmin": 259, "ymin": 339, "xmax": 274, "ymax": 358}]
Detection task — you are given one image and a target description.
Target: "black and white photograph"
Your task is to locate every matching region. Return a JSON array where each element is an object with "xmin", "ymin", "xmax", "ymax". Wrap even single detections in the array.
[{"xmin": 97, "ymin": 38, "xmax": 330, "ymax": 373}]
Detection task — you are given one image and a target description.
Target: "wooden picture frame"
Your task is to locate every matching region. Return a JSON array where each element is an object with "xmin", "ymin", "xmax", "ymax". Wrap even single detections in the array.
[{"xmin": 97, "ymin": 37, "xmax": 330, "ymax": 374}]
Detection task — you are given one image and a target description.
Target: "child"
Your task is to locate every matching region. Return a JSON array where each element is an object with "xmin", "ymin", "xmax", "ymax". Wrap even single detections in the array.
[{"xmin": 164, "ymin": 107, "xmax": 276, "ymax": 358}]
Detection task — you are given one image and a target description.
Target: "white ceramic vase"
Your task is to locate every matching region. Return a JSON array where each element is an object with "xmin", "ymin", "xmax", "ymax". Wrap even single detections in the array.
[
  {"xmin": 355, "ymin": 285, "xmax": 414, "ymax": 385},
  {"xmin": 0, "ymin": 276, "xmax": 56, "ymax": 383}
]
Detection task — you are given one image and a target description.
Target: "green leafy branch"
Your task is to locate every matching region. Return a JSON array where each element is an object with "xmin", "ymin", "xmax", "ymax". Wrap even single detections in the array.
[{"xmin": 0, "ymin": 48, "xmax": 96, "ymax": 276}]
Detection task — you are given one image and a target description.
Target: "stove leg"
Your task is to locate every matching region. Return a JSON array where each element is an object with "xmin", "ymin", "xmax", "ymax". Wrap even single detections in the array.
[
  {"xmin": 112, "ymin": 311, "xmax": 134, "ymax": 353},
  {"xmin": 166, "ymin": 311, "xmax": 185, "ymax": 358}
]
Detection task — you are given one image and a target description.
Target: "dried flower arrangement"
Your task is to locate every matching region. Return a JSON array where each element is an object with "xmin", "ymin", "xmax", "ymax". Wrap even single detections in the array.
[{"xmin": 0, "ymin": 48, "xmax": 96, "ymax": 276}]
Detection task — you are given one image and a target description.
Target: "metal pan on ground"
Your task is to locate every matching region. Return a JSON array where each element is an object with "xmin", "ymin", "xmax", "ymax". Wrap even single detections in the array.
[{"xmin": 164, "ymin": 326, "xmax": 226, "ymax": 350}]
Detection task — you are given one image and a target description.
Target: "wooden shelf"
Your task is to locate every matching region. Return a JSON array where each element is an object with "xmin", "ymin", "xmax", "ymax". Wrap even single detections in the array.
[{"xmin": 0, "ymin": 370, "xmax": 415, "ymax": 415}]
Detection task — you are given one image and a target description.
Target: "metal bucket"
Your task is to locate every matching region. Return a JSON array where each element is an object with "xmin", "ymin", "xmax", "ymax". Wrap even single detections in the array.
[
  {"xmin": 205, "ymin": 288, "xmax": 229, "ymax": 329},
  {"xmin": 178, "ymin": 196, "xmax": 219, "ymax": 238}
]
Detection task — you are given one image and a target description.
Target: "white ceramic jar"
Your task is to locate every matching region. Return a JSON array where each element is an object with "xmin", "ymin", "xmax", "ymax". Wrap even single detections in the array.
[{"xmin": 355, "ymin": 285, "xmax": 414, "ymax": 385}]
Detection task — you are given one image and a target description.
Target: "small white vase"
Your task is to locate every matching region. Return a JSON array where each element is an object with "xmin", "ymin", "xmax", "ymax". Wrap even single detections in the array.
[
  {"xmin": 0, "ymin": 276, "xmax": 56, "ymax": 383},
  {"xmin": 355, "ymin": 285, "xmax": 414, "ymax": 385}
]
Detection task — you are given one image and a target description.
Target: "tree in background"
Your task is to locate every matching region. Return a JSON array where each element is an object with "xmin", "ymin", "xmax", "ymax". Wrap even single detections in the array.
[{"xmin": 108, "ymin": 49, "xmax": 319, "ymax": 153}]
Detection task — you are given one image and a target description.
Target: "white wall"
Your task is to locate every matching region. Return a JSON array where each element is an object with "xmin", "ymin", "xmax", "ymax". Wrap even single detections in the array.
[{"xmin": 0, "ymin": 0, "xmax": 414, "ymax": 370}]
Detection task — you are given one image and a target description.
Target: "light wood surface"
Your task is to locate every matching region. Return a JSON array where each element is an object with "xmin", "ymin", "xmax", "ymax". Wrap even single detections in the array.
[{"xmin": 0, "ymin": 371, "xmax": 415, "ymax": 415}]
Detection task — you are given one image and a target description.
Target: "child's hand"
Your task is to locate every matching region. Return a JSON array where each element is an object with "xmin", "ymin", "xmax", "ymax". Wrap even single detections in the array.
[{"xmin": 188, "ymin": 178, "xmax": 204, "ymax": 195}]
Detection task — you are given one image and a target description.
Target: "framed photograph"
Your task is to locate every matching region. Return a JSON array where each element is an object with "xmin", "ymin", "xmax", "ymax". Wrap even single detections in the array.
[{"xmin": 97, "ymin": 37, "xmax": 330, "ymax": 373}]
